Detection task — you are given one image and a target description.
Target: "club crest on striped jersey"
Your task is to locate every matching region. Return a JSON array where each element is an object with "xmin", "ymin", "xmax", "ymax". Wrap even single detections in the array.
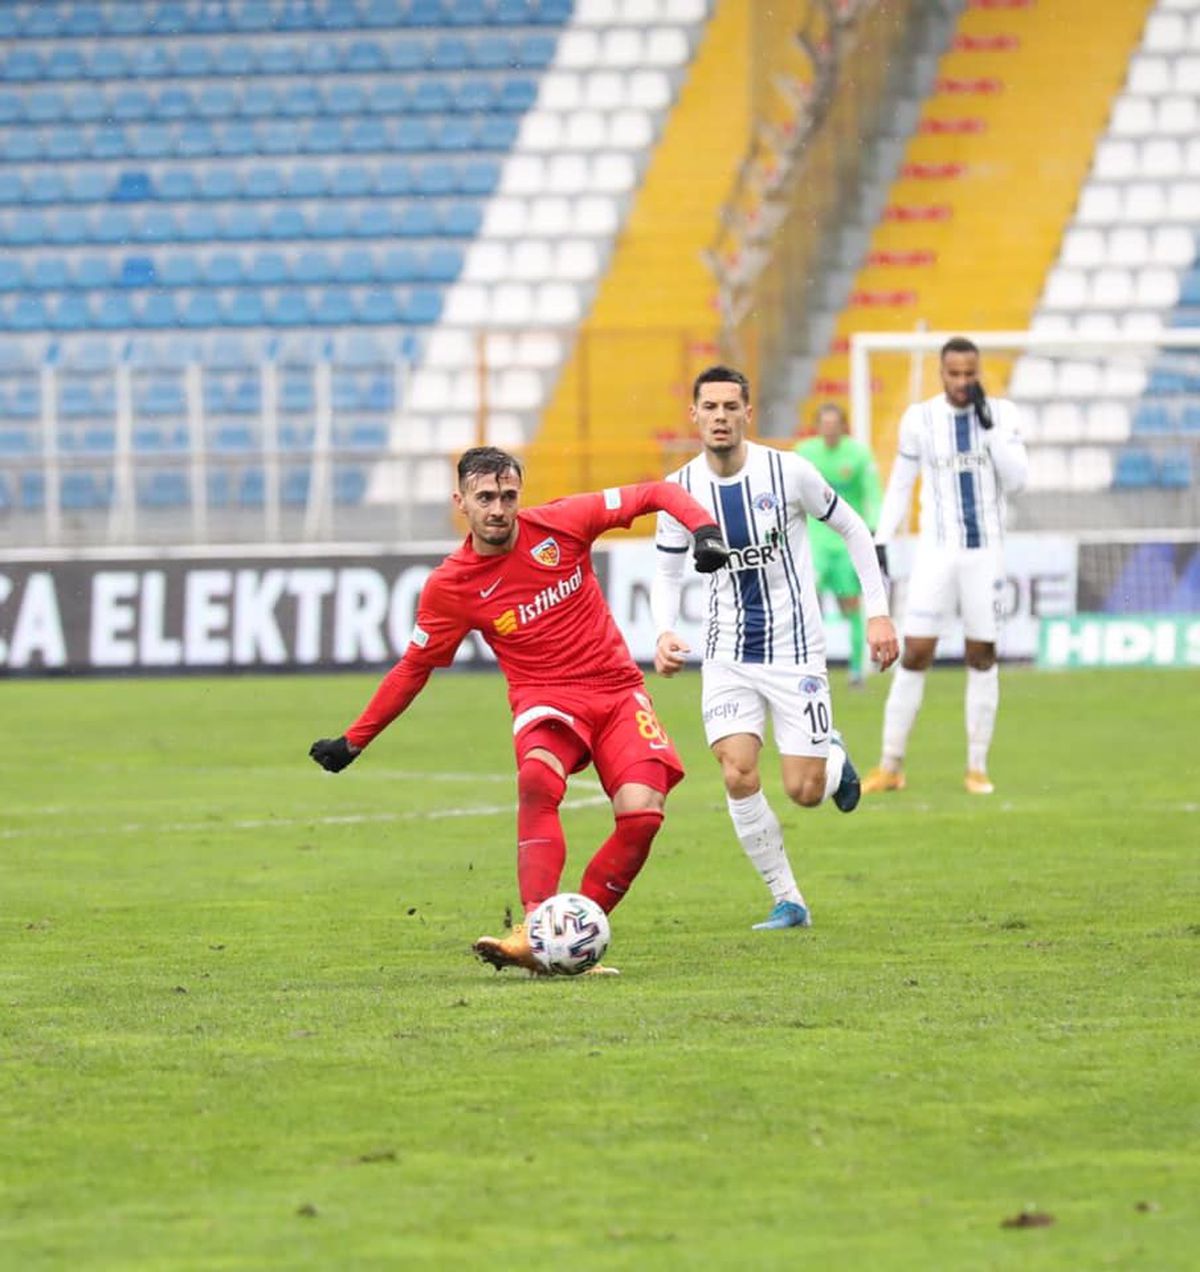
[
  {"xmin": 752, "ymin": 491, "xmax": 780, "ymax": 514},
  {"xmin": 530, "ymin": 536, "xmax": 560, "ymax": 567},
  {"xmin": 799, "ymin": 676, "xmax": 823, "ymax": 696}
]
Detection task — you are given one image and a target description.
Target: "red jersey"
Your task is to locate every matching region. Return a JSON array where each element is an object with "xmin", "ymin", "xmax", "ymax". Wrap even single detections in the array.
[{"xmin": 345, "ymin": 481, "xmax": 715, "ymax": 748}]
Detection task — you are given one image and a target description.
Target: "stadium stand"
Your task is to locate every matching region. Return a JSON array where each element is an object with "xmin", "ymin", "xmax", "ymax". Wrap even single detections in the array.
[{"xmin": 0, "ymin": 0, "xmax": 712, "ymax": 543}]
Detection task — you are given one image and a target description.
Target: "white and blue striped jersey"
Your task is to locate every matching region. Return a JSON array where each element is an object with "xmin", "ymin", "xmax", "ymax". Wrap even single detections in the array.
[
  {"xmin": 875, "ymin": 393, "xmax": 1028, "ymax": 549},
  {"xmin": 654, "ymin": 441, "xmax": 885, "ymax": 670}
]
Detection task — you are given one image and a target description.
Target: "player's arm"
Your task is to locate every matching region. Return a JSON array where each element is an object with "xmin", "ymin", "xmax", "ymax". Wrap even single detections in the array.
[
  {"xmin": 309, "ymin": 577, "xmax": 468, "ymax": 772},
  {"xmin": 872, "ymin": 408, "xmax": 922, "ymax": 575},
  {"xmin": 984, "ymin": 399, "xmax": 1029, "ymax": 494},
  {"xmin": 795, "ymin": 457, "xmax": 899, "ymax": 669},
  {"xmin": 651, "ymin": 506, "xmax": 691, "ymax": 677},
  {"xmin": 558, "ymin": 482, "xmax": 729, "ymax": 572}
]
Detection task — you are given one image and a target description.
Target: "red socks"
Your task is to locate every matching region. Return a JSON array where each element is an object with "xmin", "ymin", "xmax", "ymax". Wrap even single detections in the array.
[
  {"xmin": 516, "ymin": 758, "xmax": 567, "ymax": 913},
  {"xmin": 580, "ymin": 810, "xmax": 664, "ymax": 913}
]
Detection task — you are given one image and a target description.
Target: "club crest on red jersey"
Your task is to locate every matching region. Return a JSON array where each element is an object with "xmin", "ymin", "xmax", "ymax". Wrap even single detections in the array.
[{"xmin": 530, "ymin": 536, "xmax": 560, "ymax": 567}]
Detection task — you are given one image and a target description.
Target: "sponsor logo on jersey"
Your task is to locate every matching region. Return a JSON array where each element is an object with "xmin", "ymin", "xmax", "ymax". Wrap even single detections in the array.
[
  {"xmin": 799, "ymin": 676, "xmax": 822, "ymax": 695},
  {"xmin": 411, "ymin": 625, "xmax": 429, "ymax": 648},
  {"xmin": 703, "ymin": 701, "xmax": 740, "ymax": 723},
  {"xmin": 530, "ymin": 536, "xmax": 560, "ymax": 567},
  {"xmin": 752, "ymin": 491, "xmax": 779, "ymax": 514},
  {"xmin": 492, "ymin": 564, "xmax": 583, "ymax": 635},
  {"xmin": 726, "ymin": 540, "xmax": 780, "ymax": 571}
]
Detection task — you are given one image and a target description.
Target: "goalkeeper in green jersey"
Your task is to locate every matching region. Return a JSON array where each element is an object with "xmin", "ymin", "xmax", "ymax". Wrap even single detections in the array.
[{"xmin": 795, "ymin": 404, "xmax": 883, "ymax": 686}]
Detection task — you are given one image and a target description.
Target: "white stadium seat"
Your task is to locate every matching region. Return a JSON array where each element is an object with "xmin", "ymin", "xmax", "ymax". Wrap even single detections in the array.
[
  {"xmin": 1093, "ymin": 139, "xmax": 1137, "ymax": 179},
  {"xmin": 1162, "ymin": 0, "xmax": 1200, "ymax": 10},
  {"xmin": 412, "ymin": 459, "xmax": 453, "ymax": 497},
  {"xmin": 1025, "ymin": 447, "xmax": 1070, "ymax": 491},
  {"xmin": 1157, "ymin": 95, "xmax": 1198, "ymax": 134},
  {"xmin": 1174, "ymin": 56, "xmax": 1200, "ymax": 94},
  {"xmin": 1166, "ymin": 182, "xmax": 1200, "ymax": 219},
  {"xmin": 511, "ymin": 240, "xmax": 554, "ymax": 281},
  {"xmin": 441, "ymin": 284, "xmax": 489, "ymax": 325},
  {"xmin": 1057, "ymin": 360, "xmax": 1103, "ymax": 396},
  {"xmin": 1143, "ymin": 13, "xmax": 1187, "ymax": 52},
  {"xmin": 1135, "ymin": 267, "xmax": 1180, "ymax": 308},
  {"xmin": 1029, "ymin": 312, "xmax": 1073, "ymax": 335},
  {"xmin": 610, "ymin": 109, "xmax": 653, "ymax": 148},
  {"xmin": 516, "ymin": 333, "xmax": 564, "ymax": 368},
  {"xmin": 1121, "ymin": 309, "xmax": 1165, "ymax": 334},
  {"xmin": 1106, "ymin": 227, "xmax": 1150, "ymax": 266},
  {"xmin": 1151, "ymin": 225, "xmax": 1196, "ymax": 266},
  {"xmin": 1009, "ymin": 356, "xmax": 1055, "ymax": 398},
  {"xmin": 1090, "ymin": 268, "xmax": 1134, "ymax": 308},
  {"xmin": 1044, "ymin": 268, "xmax": 1088, "ymax": 309},
  {"xmin": 424, "ymin": 330, "xmax": 473, "ymax": 367},
  {"xmin": 519, "ymin": 111, "xmax": 564, "ymax": 151},
  {"xmin": 628, "ymin": 70, "xmax": 672, "ymax": 109},
  {"xmin": 1077, "ymin": 183, "xmax": 1122, "ymax": 224},
  {"xmin": 584, "ymin": 71, "xmax": 625, "ymax": 111},
  {"xmin": 1141, "ymin": 138, "xmax": 1184, "ymax": 178},
  {"xmin": 481, "ymin": 198, "xmax": 527, "ymax": 238},
  {"xmin": 1103, "ymin": 360, "xmax": 1148, "ymax": 396},
  {"xmin": 1122, "ymin": 182, "xmax": 1166, "ymax": 222},
  {"xmin": 502, "ymin": 154, "xmax": 545, "ymax": 196},
  {"xmin": 528, "ymin": 196, "xmax": 572, "ymax": 236},
  {"xmin": 1069, "ymin": 448, "xmax": 1114, "ymax": 491},
  {"xmin": 1185, "ymin": 136, "xmax": 1200, "ymax": 175},
  {"xmin": 558, "ymin": 30, "xmax": 601, "ymax": 68},
  {"xmin": 646, "ymin": 27, "xmax": 690, "ymax": 65},
  {"xmin": 565, "ymin": 110, "xmax": 607, "ymax": 149},
  {"xmin": 463, "ymin": 241, "xmax": 508, "ymax": 283},
  {"xmin": 575, "ymin": 195, "xmax": 619, "ymax": 235},
  {"xmin": 546, "ymin": 153, "xmax": 589, "ymax": 194},
  {"xmin": 1076, "ymin": 312, "xmax": 1120, "ymax": 336},
  {"xmin": 1059, "ymin": 226, "xmax": 1100, "ymax": 268},
  {"xmin": 664, "ymin": 0, "xmax": 706, "ymax": 18},
  {"xmin": 620, "ymin": 0, "xmax": 663, "ymax": 21},
  {"xmin": 494, "ymin": 368, "xmax": 544, "ymax": 410},
  {"xmin": 592, "ymin": 152, "xmax": 637, "ymax": 191},
  {"xmin": 1110, "ymin": 95, "xmax": 1155, "ymax": 136},
  {"xmin": 575, "ymin": 0, "xmax": 620, "ymax": 21},
  {"xmin": 1127, "ymin": 56, "xmax": 1171, "ymax": 95},
  {"xmin": 1040, "ymin": 402, "xmax": 1085, "ymax": 442},
  {"xmin": 487, "ymin": 414, "xmax": 526, "ymax": 448},
  {"xmin": 534, "ymin": 283, "xmax": 582, "ymax": 324},
  {"xmin": 602, "ymin": 29, "xmax": 645, "ymax": 68},
  {"xmin": 490, "ymin": 282, "xmax": 535, "ymax": 326},
  {"xmin": 540, "ymin": 73, "xmax": 582, "ymax": 112},
  {"xmin": 1086, "ymin": 402, "xmax": 1132, "ymax": 442}
]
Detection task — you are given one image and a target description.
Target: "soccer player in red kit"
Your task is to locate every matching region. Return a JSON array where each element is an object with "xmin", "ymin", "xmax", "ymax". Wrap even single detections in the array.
[{"xmin": 310, "ymin": 446, "xmax": 729, "ymax": 974}]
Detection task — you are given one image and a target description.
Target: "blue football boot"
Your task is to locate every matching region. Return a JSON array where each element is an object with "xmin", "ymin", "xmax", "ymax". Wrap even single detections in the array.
[
  {"xmin": 752, "ymin": 900, "xmax": 811, "ymax": 930},
  {"xmin": 831, "ymin": 729, "xmax": 861, "ymax": 813}
]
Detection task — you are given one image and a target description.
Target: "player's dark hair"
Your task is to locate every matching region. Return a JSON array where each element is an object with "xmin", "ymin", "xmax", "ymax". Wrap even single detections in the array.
[
  {"xmin": 457, "ymin": 446, "xmax": 523, "ymax": 488},
  {"xmin": 940, "ymin": 336, "xmax": 979, "ymax": 360},
  {"xmin": 693, "ymin": 365, "xmax": 751, "ymax": 404}
]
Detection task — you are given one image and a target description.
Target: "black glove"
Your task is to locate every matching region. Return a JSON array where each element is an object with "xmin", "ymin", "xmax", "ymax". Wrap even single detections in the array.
[
  {"xmin": 309, "ymin": 735, "xmax": 359, "ymax": 773},
  {"xmin": 692, "ymin": 524, "xmax": 730, "ymax": 574},
  {"xmin": 875, "ymin": 543, "xmax": 889, "ymax": 580},
  {"xmin": 970, "ymin": 380, "xmax": 994, "ymax": 430}
]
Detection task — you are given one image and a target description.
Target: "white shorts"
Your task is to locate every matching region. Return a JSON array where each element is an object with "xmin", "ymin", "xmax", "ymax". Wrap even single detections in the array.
[
  {"xmin": 701, "ymin": 662, "xmax": 833, "ymax": 758},
  {"xmin": 903, "ymin": 545, "xmax": 1002, "ymax": 642}
]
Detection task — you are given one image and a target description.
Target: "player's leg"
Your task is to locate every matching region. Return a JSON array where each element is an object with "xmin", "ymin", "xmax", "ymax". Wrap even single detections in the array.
[
  {"xmin": 771, "ymin": 670, "xmax": 858, "ymax": 813},
  {"xmin": 577, "ymin": 685, "xmax": 682, "ymax": 915},
  {"xmin": 863, "ymin": 548, "xmax": 951, "ymax": 792},
  {"xmin": 705, "ymin": 664, "xmax": 808, "ymax": 928},
  {"xmin": 960, "ymin": 550, "xmax": 1003, "ymax": 794},
  {"xmin": 829, "ymin": 544, "xmax": 866, "ymax": 686},
  {"xmin": 474, "ymin": 716, "xmax": 589, "ymax": 972}
]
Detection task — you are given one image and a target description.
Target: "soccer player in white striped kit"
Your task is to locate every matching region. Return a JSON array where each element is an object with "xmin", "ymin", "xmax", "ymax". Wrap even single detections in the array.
[
  {"xmin": 862, "ymin": 337, "xmax": 1029, "ymax": 797},
  {"xmin": 652, "ymin": 367, "xmax": 899, "ymax": 930}
]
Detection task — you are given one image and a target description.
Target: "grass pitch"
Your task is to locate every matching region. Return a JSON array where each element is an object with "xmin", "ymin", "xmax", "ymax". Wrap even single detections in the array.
[{"xmin": 2, "ymin": 665, "xmax": 1198, "ymax": 1270}]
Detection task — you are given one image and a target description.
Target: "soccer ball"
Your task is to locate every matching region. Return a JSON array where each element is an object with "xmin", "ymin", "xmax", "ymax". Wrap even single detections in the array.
[{"xmin": 526, "ymin": 892, "xmax": 611, "ymax": 976}]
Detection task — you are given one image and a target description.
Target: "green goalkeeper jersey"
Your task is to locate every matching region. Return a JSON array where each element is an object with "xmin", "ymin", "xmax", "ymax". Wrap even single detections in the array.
[{"xmin": 794, "ymin": 434, "xmax": 883, "ymax": 554}]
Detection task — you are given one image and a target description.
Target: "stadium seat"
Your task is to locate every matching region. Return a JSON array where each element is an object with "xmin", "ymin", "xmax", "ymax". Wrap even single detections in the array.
[{"xmin": 1113, "ymin": 448, "xmax": 1157, "ymax": 488}]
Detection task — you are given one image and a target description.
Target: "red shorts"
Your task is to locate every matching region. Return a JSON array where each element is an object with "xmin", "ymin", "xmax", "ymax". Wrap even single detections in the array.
[{"xmin": 510, "ymin": 681, "xmax": 684, "ymax": 797}]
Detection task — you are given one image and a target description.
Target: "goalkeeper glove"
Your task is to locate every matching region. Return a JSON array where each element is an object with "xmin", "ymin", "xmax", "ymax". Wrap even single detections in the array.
[
  {"xmin": 875, "ymin": 543, "xmax": 890, "ymax": 580},
  {"xmin": 309, "ymin": 735, "xmax": 359, "ymax": 773},
  {"xmin": 692, "ymin": 524, "xmax": 730, "ymax": 574},
  {"xmin": 970, "ymin": 380, "xmax": 994, "ymax": 431}
]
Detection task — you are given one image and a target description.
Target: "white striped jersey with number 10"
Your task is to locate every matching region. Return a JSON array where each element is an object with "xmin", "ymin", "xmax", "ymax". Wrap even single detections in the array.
[{"xmin": 656, "ymin": 441, "xmax": 838, "ymax": 671}]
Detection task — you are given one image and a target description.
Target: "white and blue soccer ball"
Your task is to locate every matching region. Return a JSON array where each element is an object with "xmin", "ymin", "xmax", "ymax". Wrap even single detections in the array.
[{"xmin": 526, "ymin": 892, "xmax": 611, "ymax": 976}]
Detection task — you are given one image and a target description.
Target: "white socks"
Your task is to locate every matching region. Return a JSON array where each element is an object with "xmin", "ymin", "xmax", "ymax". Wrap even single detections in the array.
[
  {"xmin": 726, "ymin": 789, "xmax": 804, "ymax": 907},
  {"xmin": 881, "ymin": 665, "xmax": 927, "ymax": 769},
  {"xmin": 966, "ymin": 664, "xmax": 999, "ymax": 773},
  {"xmin": 822, "ymin": 739, "xmax": 846, "ymax": 802}
]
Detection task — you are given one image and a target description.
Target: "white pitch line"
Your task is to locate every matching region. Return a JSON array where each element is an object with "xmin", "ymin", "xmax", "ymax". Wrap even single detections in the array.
[{"xmin": 0, "ymin": 776, "xmax": 611, "ymax": 842}]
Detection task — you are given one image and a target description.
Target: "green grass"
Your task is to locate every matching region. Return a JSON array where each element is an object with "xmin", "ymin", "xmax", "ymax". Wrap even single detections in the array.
[{"xmin": 2, "ymin": 666, "xmax": 1198, "ymax": 1270}]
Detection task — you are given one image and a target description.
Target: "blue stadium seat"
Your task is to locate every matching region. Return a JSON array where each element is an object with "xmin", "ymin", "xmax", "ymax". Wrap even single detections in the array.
[
  {"xmin": 174, "ymin": 44, "xmax": 213, "ymax": 77},
  {"xmin": 232, "ymin": 0, "xmax": 273, "ymax": 32},
  {"xmin": 74, "ymin": 256, "xmax": 114, "ymax": 289},
  {"xmin": 348, "ymin": 118, "xmax": 390, "ymax": 153},
  {"xmin": 215, "ymin": 44, "xmax": 255, "ymax": 77},
  {"xmin": 266, "ymin": 205, "xmax": 308, "ymax": 240},
  {"xmin": 0, "ymin": 94, "xmax": 19, "ymax": 125},
  {"xmin": 443, "ymin": 202, "xmax": 483, "ymax": 237},
  {"xmin": 158, "ymin": 89, "xmax": 195, "ymax": 121},
  {"xmin": 217, "ymin": 123, "xmax": 257, "ymax": 157},
  {"xmin": 242, "ymin": 84, "xmax": 279, "ymax": 119},
  {"xmin": 50, "ymin": 209, "xmax": 88, "ymax": 246},
  {"xmin": 430, "ymin": 38, "xmax": 471, "ymax": 71},
  {"xmin": 332, "ymin": 165, "xmax": 373, "ymax": 199},
  {"xmin": 396, "ymin": 204, "xmax": 438, "ymax": 237},
  {"xmin": 1159, "ymin": 452, "xmax": 1192, "ymax": 489},
  {"xmin": 139, "ymin": 291, "xmax": 179, "ymax": 328},
  {"xmin": 62, "ymin": 473, "xmax": 111, "ymax": 511},
  {"xmin": 473, "ymin": 36, "xmax": 511, "ymax": 70},
  {"xmin": 379, "ymin": 249, "xmax": 420, "ymax": 283},
  {"xmin": 27, "ymin": 89, "xmax": 67, "ymax": 124},
  {"xmin": 0, "ymin": 258, "xmax": 20, "ymax": 289},
  {"xmin": 281, "ymin": 83, "xmax": 321, "ymax": 118},
  {"xmin": 327, "ymin": 82, "xmax": 367, "ymax": 116},
  {"xmin": 376, "ymin": 161, "xmax": 413, "ymax": 196},
  {"xmin": 315, "ymin": 288, "xmax": 356, "ymax": 325},
  {"xmin": 456, "ymin": 81, "xmax": 495, "ymax": 114},
  {"xmin": 346, "ymin": 38, "xmax": 388, "ymax": 71},
  {"xmin": 338, "ymin": 251, "xmax": 378, "ymax": 284},
  {"xmin": 82, "ymin": 427, "xmax": 117, "ymax": 452},
  {"xmin": 141, "ymin": 380, "xmax": 187, "ymax": 415},
  {"xmin": 29, "ymin": 257, "xmax": 69, "ymax": 290},
  {"xmin": 1113, "ymin": 449, "xmax": 1156, "ymax": 489},
  {"xmin": 0, "ymin": 427, "xmax": 37, "ymax": 454},
  {"xmin": 113, "ymin": 170, "xmax": 156, "ymax": 203},
  {"xmin": 69, "ymin": 88, "xmax": 107, "ymax": 123},
  {"xmin": 289, "ymin": 165, "xmax": 329, "ymax": 198},
  {"xmin": 371, "ymin": 81, "xmax": 409, "ymax": 116},
  {"xmin": 176, "ymin": 122, "xmax": 216, "ymax": 159},
  {"xmin": 395, "ymin": 118, "xmax": 433, "ymax": 151},
  {"xmin": 359, "ymin": 289, "xmax": 402, "ymax": 324},
  {"xmin": 312, "ymin": 205, "xmax": 352, "ymax": 239},
  {"xmin": 519, "ymin": 34, "xmax": 557, "ymax": 67},
  {"xmin": 19, "ymin": 472, "xmax": 44, "ymax": 512},
  {"xmin": 334, "ymin": 466, "xmax": 368, "ymax": 505},
  {"xmin": 1133, "ymin": 403, "xmax": 1172, "ymax": 434},
  {"xmin": 281, "ymin": 382, "xmax": 315, "ymax": 415},
  {"xmin": 129, "ymin": 123, "xmax": 173, "ymax": 160},
  {"xmin": 249, "ymin": 252, "xmax": 289, "ymax": 285},
  {"xmin": 501, "ymin": 79, "xmax": 539, "ymax": 113},
  {"xmin": 226, "ymin": 291, "xmax": 267, "ymax": 327},
  {"xmin": 198, "ymin": 85, "xmax": 238, "ymax": 119},
  {"xmin": 258, "ymin": 43, "xmax": 302, "ymax": 75},
  {"xmin": 96, "ymin": 293, "xmax": 136, "ymax": 329},
  {"xmin": 3, "ymin": 49, "xmax": 42, "ymax": 82},
  {"xmin": 460, "ymin": 160, "xmax": 500, "ymax": 195},
  {"xmin": 158, "ymin": 169, "xmax": 197, "ymax": 201},
  {"xmin": 405, "ymin": 288, "xmax": 443, "ymax": 324},
  {"xmin": 415, "ymin": 162, "xmax": 456, "ymax": 196},
  {"xmin": 478, "ymin": 116, "xmax": 519, "ymax": 150},
  {"xmin": 2, "ymin": 131, "xmax": 38, "ymax": 162},
  {"xmin": 9, "ymin": 295, "xmax": 50, "ymax": 331},
  {"xmin": 160, "ymin": 254, "xmax": 200, "ymax": 287},
  {"xmin": 446, "ymin": 0, "xmax": 489, "ymax": 25},
  {"xmin": 120, "ymin": 255, "xmax": 156, "ymax": 287},
  {"xmin": 411, "ymin": 80, "xmax": 452, "ymax": 114},
  {"xmin": 89, "ymin": 127, "xmax": 127, "ymax": 161},
  {"xmin": 1182, "ymin": 405, "xmax": 1200, "ymax": 434},
  {"xmin": 304, "ymin": 119, "xmax": 344, "ymax": 155},
  {"xmin": 238, "ymin": 468, "xmax": 266, "ymax": 507},
  {"xmin": 385, "ymin": 40, "xmax": 423, "ymax": 72},
  {"xmin": 269, "ymin": 290, "xmax": 312, "ymax": 326},
  {"xmin": 181, "ymin": 292, "xmax": 222, "ymax": 328},
  {"xmin": 293, "ymin": 251, "xmax": 334, "ymax": 284},
  {"xmin": 353, "ymin": 205, "xmax": 394, "ymax": 239},
  {"xmin": 215, "ymin": 424, "xmax": 256, "ymax": 450},
  {"xmin": 137, "ymin": 209, "xmax": 178, "ymax": 244},
  {"xmin": 282, "ymin": 466, "xmax": 311, "ymax": 506},
  {"xmin": 48, "ymin": 48, "xmax": 88, "ymax": 80},
  {"xmin": 204, "ymin": 254, "xmax": 245, "ymax": 286},
  {"xmin": 303, "ymin": 43, "xmax": 341, "ymax": 74},
  {"xmin": 220, "ymin": 206, "xmax": 263, "ymax": 241},
  {"xmin": 139, "ymin": 470, "xmax": 189, "ymax": 509},
  {"xmin": 48, "ymin": 127, "xmax": 88, "ymax": 161}
]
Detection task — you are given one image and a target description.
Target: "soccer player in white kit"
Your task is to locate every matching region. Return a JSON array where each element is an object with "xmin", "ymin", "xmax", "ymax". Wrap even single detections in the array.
[
  {"xmin": 862, "ymin": 337, "xmax": 1029, "ymax": 797},
  {"xmin": 652, "ymin": 367, "xmax": 899, "ymax": 930}
]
